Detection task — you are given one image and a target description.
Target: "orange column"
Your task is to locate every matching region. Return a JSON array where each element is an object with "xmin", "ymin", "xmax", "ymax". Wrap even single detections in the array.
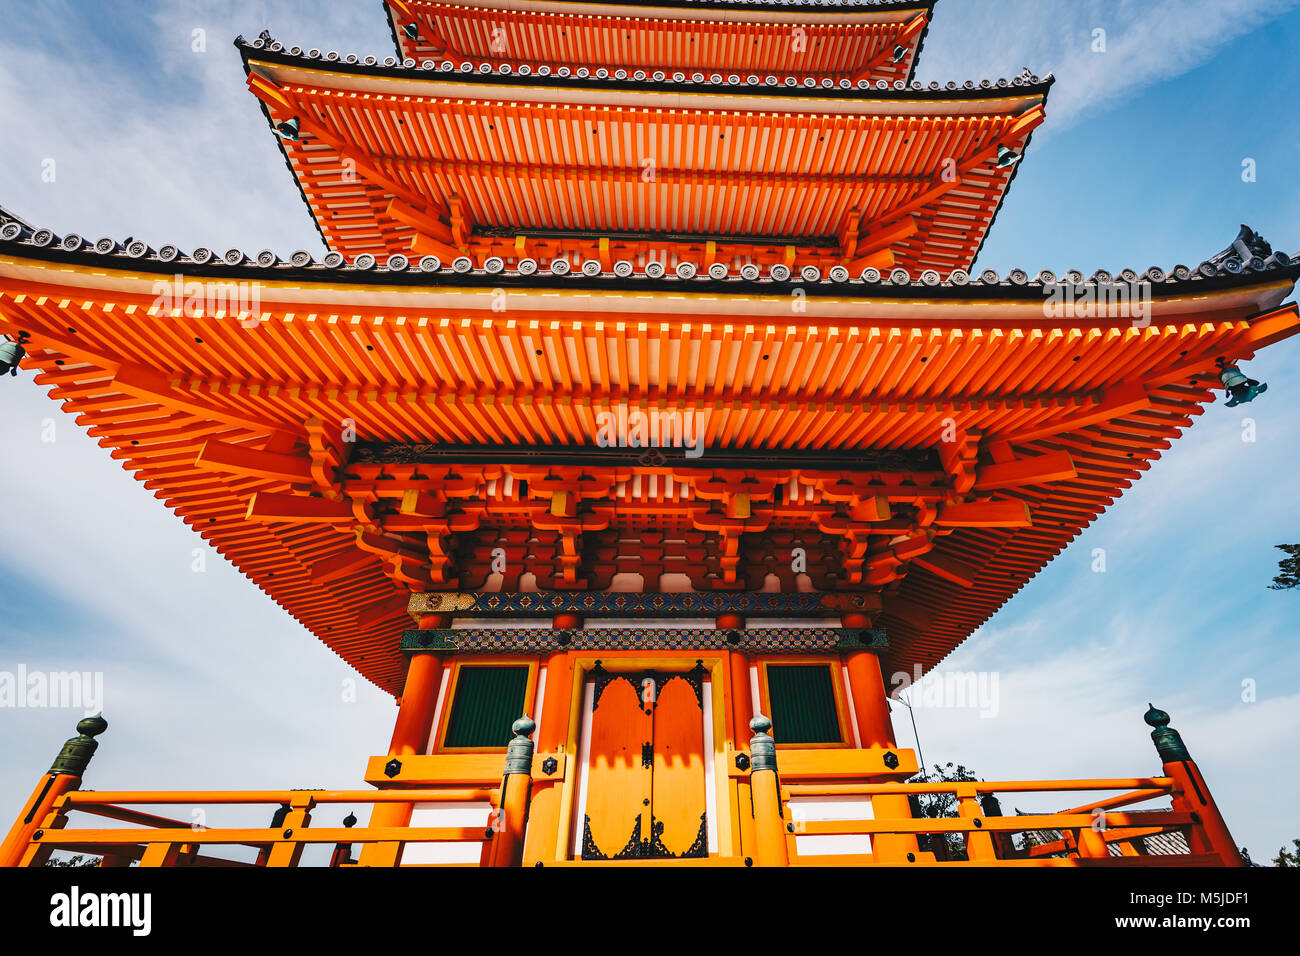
[
  {"xmin": 842, "ymin": 647, "xmax": 919, "ymax": 862},
  {"xmin": 523, "ymin": 629, "xmax": 577, "ymax": 864},
  {"xmin": 844, "ymin": 649, "xmax": 895, "ymax": 748},
  {"xmin": 387, "ymin": 654, "xmax": 445, "ymax": 755},
  {"xmin": 361, "ymin": 614, "xmax": 448, "ymax": 867},
  {"xmin": 1, "ymin": 716, "xmax": 107, "ymax": 868},
  {"xmin": 747, "ymin": 716, "xmax": 789, "ymax": 867},
  {"xmin": 490, "ymin": 717, "xmax": 535, "ymax": 867},
  {"xmin": 726, "ymin": 644, "xmax": 759, "ymax": 860}
]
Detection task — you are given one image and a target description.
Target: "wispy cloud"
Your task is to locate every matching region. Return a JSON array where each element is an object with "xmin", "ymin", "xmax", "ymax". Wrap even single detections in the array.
[{"xmin": 918, "ymin": 0, "xmax": 1300, "ymax": 131}]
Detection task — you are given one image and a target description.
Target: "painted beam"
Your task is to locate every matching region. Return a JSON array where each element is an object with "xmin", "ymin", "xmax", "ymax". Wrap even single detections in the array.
[{"xmin": 194, "ymin": 439, "xmax": 313, "ymax": 483}]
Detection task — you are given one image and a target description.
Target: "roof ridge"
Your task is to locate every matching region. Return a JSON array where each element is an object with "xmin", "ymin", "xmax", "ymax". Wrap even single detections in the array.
[
  {"xmin": 236, "ymin": 33, "xmax": 1054, "ymax": 98},
  {"xmin": 2, "ymin": 214, "xmax": 1294, "ymax": 296}
]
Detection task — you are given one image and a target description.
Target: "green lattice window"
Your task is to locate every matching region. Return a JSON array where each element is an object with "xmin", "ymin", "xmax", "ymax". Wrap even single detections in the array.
[
  {"xmin": 442, "ymin": 665, "xmax": 530, "ymax": 749},
  {"xmin": 766, "ymin": 664, "xmax": 842, "ymax": 745}
]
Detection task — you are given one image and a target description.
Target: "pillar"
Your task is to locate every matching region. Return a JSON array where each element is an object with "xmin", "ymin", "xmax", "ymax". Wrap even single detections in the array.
[
  {"xmin": 727, "ymin": 646, "xmax": 758, "ymax": 860},
  {"xmin": 361, "ymin": 615, "xmax": 448, "ymax": 867},
  {"xmin": 490, "ymin": 716, "xmax": 535, "ymax": 867},
  {"xmin": 842, "ymin": 648, "xmax": 920, "ymax": 862},
  {"xmin": 843, "ymin": 648, "xmax": 895, "ymax": 748},
  {"xmin": 748, "ymin": 716, "xmax": 789, "ymax": 867},
  {"xmin": 1, "ymin": 715, "xmax": 107, "ymax": 868},
  {"xmin": 523, "ymin": 629, "xmax": 576, "ymax": 864}
]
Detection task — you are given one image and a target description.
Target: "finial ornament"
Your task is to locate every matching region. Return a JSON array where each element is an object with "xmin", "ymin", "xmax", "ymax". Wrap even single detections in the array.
[
  {"xmin": 48, "ymin": 714, "xmax": 108, "ymax": 776},
  {"xmin": 748, "ymin": 714, "xmax": 777, "ymax": 773},
  {"xmin": 1144, "ymin": 704, "xmax": 1191, "ymax": 763},
  {"xmin": 1143, "ymin": 703, "xmax": 1169, "ymax": 728},
  {"xmin": 511, "ymin": 715, "xmax": 536, "ymax": 738},
  {"xmin": 504, "ymin": 714, "xmax": 536, "ymax": 775}
]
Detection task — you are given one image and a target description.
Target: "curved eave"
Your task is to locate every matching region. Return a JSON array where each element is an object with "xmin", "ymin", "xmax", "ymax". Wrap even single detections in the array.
[
  {"xmin": 238, "ymin": 37, "xmax": 1052, "ymax": 104},
  {"xmin": 381, "ymin": 0, "xmax": 939, "ymax": 83},
  {"xmin": 2, "ymin": 238, "xmax": 1297, "ymax": 693}
]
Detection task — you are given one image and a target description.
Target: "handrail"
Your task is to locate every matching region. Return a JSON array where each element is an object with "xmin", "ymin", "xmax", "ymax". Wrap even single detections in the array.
[
  {"xmin": 777, "ymin": 773, "xmax": 1208, "ymax": 865},
  {"xmin": 8, "ymin": 719, "xmax": 543, "ymax": 868},
  {"xmin": 61, "ymin": 788, "xmax": 499, "ymax": 806},
  {"xmin": 34, "ymin": 826, "xmax": 494, "ymax": 847},
  {"xmin": 781, "ymin": 777, "xmax": 1175, "ymax": 798}
]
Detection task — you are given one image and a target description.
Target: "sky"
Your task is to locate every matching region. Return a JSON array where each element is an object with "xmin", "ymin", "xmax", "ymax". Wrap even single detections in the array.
[{"xmin": 0, "ymin": 0, "xmax": 1297, "ymax": 863}]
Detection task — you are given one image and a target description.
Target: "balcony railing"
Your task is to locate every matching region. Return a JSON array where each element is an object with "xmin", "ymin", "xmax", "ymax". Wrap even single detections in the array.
[{"xmin": 1, "ymin": 707, "xmax": 1243, "ymax": 867}]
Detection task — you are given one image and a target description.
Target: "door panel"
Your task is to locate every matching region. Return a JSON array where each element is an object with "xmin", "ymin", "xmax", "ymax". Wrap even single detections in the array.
[
  {"xmin": 579, "ymin": 665, "xmax": 709, "ymax": 860},
  {"xmin": 650, "ymin": 673, "xmax": 707, "ymax": 858},
  {"xmin": 581, "ymin": 674, "xmax": 652, "ymax": 859}
]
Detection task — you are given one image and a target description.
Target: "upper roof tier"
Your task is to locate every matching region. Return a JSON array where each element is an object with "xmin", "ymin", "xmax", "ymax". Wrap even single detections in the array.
[
  {"xmin": 241, "ymin": 39, "xmax": 1049, "ymax": 276},
  {"xmin": 383, "ymin": 0, "xmax": 935, "ymax": 87}
]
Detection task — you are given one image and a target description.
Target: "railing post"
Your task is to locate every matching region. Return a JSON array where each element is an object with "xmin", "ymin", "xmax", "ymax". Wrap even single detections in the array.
[
  {"xmin": 329, "ymin": 811, "xmax": 358, "ymax": 867},
  {"xmin": 979, "ymin": 793, "xmax": 1019, "ymax": 859},
  {"xmin": 1, "ymin": 715, "xmax": 108, "ymax": 868},
  {"xmin": 264, "ymin": 793, "xmax": 315, "ymax": 868},
  {"xmin": 957, "ymin": 788, "xmax": 997, "ymax": 861},
  {"xmin": 1075, "ymin": 816, "xmax": 1111, "ymax": 859},
  {"xmin": 748, "ymin": 715, "xmax": 789, "ymax": 867},
  {"xmin": 490, "ymin": 716, "xmax": 535, "ymax": 867},
  {"xmin": 1145, "ymin": 704, "xmax": 1243, "ymax": 866}
]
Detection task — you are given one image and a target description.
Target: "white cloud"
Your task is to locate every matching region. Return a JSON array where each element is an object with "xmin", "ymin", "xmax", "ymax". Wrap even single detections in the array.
[{"xmin": 918, "ymin": 0, "xmax": 1300, "ymax": 132}]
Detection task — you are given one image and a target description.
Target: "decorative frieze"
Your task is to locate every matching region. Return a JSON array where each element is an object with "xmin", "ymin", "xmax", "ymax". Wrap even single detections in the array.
[{"xmin": 399, "ymin": 626, "xmax": 888, "ymax": 655}]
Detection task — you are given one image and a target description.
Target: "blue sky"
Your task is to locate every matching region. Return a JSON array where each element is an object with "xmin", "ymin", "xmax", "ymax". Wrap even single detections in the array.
[{"xmin": 0, "ymin": 0, "xmax": 1297, "ymax": 861}]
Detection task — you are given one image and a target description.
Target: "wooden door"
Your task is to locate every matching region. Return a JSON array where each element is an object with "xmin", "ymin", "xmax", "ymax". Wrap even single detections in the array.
[{"xmin": 580, "ymin": 664, "xmax": 708, "ymax": 860}]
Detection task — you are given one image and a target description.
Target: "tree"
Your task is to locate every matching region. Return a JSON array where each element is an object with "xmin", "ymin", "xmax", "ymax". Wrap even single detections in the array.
[
  {"xmin": 1274, "ymin": 839, "xmax": 1300, "ymax": 866},
  {"xmin": 42, "ymin": 853, "xmax": 100, "ymax": 867},
  {"xmin": 911, "ymin": 762, "xmax": 981, "ymax": 860},
  {"xmin": 1267, "ymin": 544, "xmax": 1300, "ymax": 589}
]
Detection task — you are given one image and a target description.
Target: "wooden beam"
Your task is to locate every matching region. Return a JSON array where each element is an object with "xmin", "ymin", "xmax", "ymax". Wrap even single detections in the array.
[
  {"xmin": 846, "ymin": 216, "xmax": 919, "ymax": 272},
  {"xmin": 385, "ymin": 197, "xmax": 455, "ymax": 245},
  {"xmin": 934, "ymin": 499, "xmax": 1032, "ymax": 528},
  {"xmin": 111, "ymin": 362, "xmax": 298, "ymax": 449},
  {"xmin": 1000, "ymin": 384, "xmax": 1150, "ymax": 445},
  {"xmin": 357, "ymin": 593, "xmax": 411, "ymax": 628},
  {"xmin": 309, "ymin": 548, "xmax": 380, "ymax": 585},
  {"xmin": 975, "ymin": 450, "xmax": 1077, "ymax": 490},
  {"xmin": 194, "ymin": 439, "xmax": 312, "ymax": 484},
  {"xmin": 913, "ymin": 551, "xmax": 981, "ymax": 588},
  {"xmin": 245, "ymin": 492, "xmax": 354, "ymax": 523}
]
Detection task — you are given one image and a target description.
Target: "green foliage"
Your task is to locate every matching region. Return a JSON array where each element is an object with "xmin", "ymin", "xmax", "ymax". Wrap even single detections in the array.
[
  {"xmin": 912, "ymin": 762, "xmax": 981, "ymax": 861},
  {"xmin": 1267, "ymin": 544, "xmax": 1300, "ymax": 590},
  {"xmin": 1273, "ymin": 839, "xmax": 1300, "ymax": 867}
]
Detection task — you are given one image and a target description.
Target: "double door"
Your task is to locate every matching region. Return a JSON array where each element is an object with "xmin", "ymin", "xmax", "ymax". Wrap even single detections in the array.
[{"xmin": 580, "ymin": 664, "xmax": 709, "ymax": 860}]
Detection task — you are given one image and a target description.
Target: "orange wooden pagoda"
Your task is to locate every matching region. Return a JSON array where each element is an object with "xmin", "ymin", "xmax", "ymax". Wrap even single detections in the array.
[{"xmin": 2, "ymin": 0, "xmax": 1295, "ymax": 868}]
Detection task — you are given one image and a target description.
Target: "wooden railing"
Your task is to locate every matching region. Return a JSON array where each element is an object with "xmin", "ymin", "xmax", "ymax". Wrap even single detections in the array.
[
  {"xmin": 739, "ymin": 707, "xmax": 1244, "ymax": 867},
  {"xmin": 12, "ymin": 788, "xmax": 506, "ymax": 868},
  {"xmin": 0, "ymin": 714, "xmax": 540, "ymax": 868},
  {"xmin": 3, "ymin": 708, "xmax": 1243, "ymax": 867},
  {"xmin": 777, "ymin": 778, "xmax": 1223, "ymax": 866}
]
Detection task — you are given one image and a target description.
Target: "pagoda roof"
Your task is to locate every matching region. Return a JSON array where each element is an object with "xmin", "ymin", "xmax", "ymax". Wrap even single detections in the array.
[
  {"xmin": 240, "ymin": 39, "xmax": 1051, "ymax": 277},
  {"xmin": 381, "ymin": 0, "xmax": 936, "ymax": 87},
  {"xmin": 2, "ymin": 214, "xmax": 1297, "ymax": 694}
]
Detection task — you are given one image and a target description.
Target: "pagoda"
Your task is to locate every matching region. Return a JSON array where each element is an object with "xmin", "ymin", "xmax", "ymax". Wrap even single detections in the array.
[{"xmin": 2, "ymin": 0, "xmax": 1295, "ymax": 868}]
